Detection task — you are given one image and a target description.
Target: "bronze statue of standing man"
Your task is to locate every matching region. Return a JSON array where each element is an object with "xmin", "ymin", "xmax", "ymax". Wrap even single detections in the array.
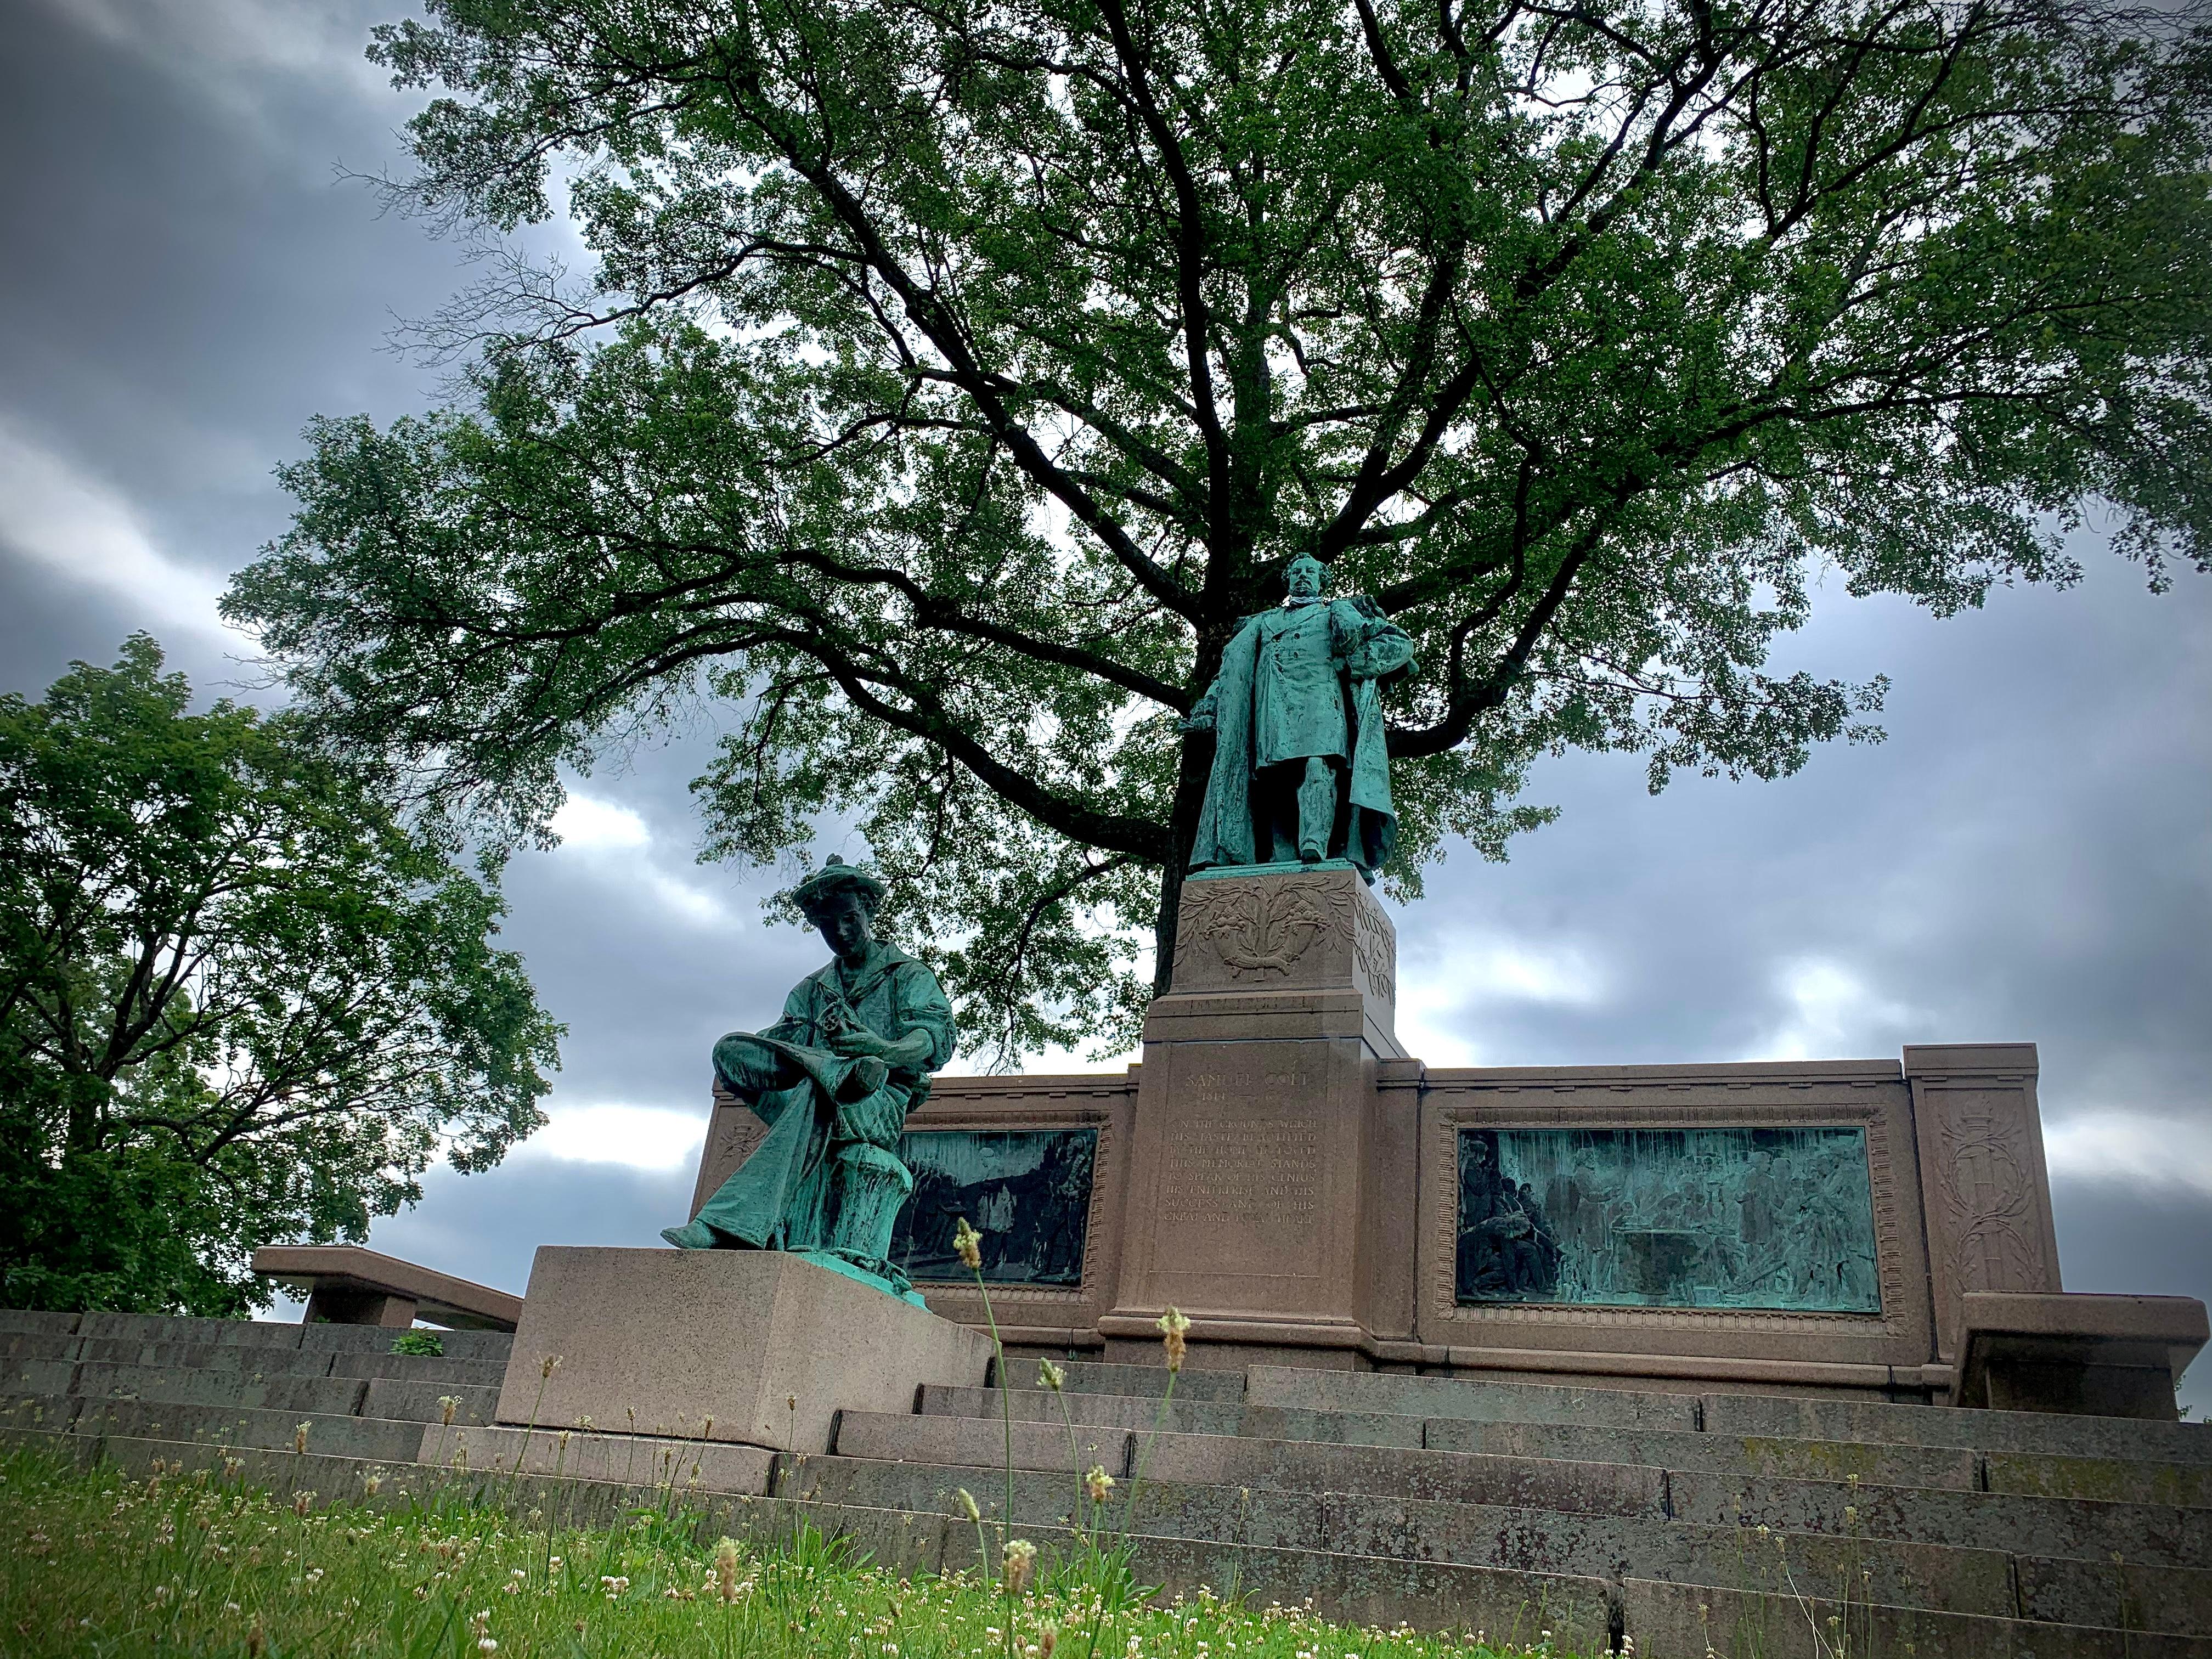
[
  {"xmin": 1182, "ymin": 555, "xmax": 1415, "ymax": 878},
  {"xmin": 663, "ymin": 857, "xmax": 953, "ymax": 1305}
]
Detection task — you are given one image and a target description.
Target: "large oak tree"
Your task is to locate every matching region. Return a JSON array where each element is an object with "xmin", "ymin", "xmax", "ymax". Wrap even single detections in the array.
[{"xmin": 228, "ymin": 0, "xmax": 2210, "ymax": 1059}]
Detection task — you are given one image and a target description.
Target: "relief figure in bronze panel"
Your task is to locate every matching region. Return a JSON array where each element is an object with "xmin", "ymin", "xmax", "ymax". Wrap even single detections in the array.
[{"xmin": 1456, "ymin": 1126, "xmax": 1882, "ymax": 1313}]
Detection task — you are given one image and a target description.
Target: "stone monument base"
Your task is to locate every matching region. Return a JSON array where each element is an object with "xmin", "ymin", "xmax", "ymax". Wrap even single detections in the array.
[{"xmin": 492, "ymin": 1246, "xmax": 992, "ymax": 1453}]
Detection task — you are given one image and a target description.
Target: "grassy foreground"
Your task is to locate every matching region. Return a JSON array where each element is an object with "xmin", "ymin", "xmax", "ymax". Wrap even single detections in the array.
[{"xmin": 0, "ymin": 1448, "xmax": 1587, "ymax": 1659}]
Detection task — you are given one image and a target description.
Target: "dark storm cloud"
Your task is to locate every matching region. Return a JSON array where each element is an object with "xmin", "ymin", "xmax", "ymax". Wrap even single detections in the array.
[{"xmin": 3, "ymin": 0, "xmax": 2205, "ymax": 1412}]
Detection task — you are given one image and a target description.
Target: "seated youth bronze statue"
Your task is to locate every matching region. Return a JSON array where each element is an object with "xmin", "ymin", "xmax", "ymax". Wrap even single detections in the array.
[{"xmin": 662, "ymin": 856, "xmax": 954, "ymax": 1304}]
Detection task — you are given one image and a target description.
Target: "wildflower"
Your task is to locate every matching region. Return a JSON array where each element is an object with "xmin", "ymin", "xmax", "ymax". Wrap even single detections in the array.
[
  {"xmin": 601, "ymin": 1575, "xmax": 630, "ymax": 1598},
  {"xmin": 1003, "ymin": 1538, "xmax": 1037, "ymax": 1596},
  {"xmin": 579, "ymin": 1415, "xmax": 594, "ymax": 1431},
  {"xmin": 1156, "ymin": 1307, "xmax": 1191, "ymax": 1372},
  {"xmin": 715, "ymin": 1536, "xmax": 744, "ymax": 1604},
  {"xmin": 479, "ymin": 1641, "xmax": 499, "ymax": 1653},
  {"xmin": 953, "ymin": 1217, "xmax": 984, "ymax": 1271},
  {"xmin": 439, "ymin": 1396, "xmax": 460, "ymax": 1426},
  {"xmin": 294, "ymin": 1423, "xmax": 311, "ymax": 1454},
  {"xmin": 1038, "ymin": 1359, "xmax": 1066, "ymax": 1392},
  {"xmin": 1084, "ymin": 1465, "xmax": 1115, "ymax": 1504},
  {"xmin": 540, "ymin": 1355, "xmax": 561, "ymax": 1379},
  {"xmin": 363, "ymin": 1474, "xmax": 381, "ymax": 1498},
  {"xmin": 957, "ymin": 1488, "xmax": 983, "ymax": 1522},
  {"xmin": 1040, "ymin": 1626, "xmax": 1059, "ymax": 1659},
  {"xmin": 293, "ymin": 1492, "xmax": 314, "ymax": 1517}
]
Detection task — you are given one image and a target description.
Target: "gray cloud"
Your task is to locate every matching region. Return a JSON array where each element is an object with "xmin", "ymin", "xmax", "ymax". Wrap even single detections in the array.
[{"xmin": 4, "ymin": 0, "xmax": 2204, "ymax": 1416}]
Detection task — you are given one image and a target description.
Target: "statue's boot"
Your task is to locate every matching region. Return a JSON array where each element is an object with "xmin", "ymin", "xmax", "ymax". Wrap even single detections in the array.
[{"xmin": 661, "ymin": 1219, "xmax": 719, "ymax": 1249}]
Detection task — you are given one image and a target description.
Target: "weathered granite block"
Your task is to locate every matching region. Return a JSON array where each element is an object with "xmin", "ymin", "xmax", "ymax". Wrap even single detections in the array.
[{"xmin": 493, "ymin": 1247, "xmax": 992, "ymax": 1454}]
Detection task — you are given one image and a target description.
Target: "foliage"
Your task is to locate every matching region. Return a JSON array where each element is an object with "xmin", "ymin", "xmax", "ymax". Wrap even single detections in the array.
[
  {"xmin": 0, "ymin": 638, "xmax": 561, "ymax": 1316},
  {"xmin": 0, "ymin": 1446, "xmax": 1591, "ymax": 1657},
  {"xmin": 224, "ymin": 0, "xmax": 2212, "ymax": 1058},
  {"xmin": 389, "ymin": 1329, "xmax": 447, "ymax": 1355}
]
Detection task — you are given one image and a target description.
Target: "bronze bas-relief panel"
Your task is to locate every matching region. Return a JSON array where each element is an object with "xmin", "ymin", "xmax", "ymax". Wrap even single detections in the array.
[
  {"xmin": 900, "ymin": 1074, "xmax": 1136, "ymax": 1339},
  {"xmin": 1414, "ymin": 1064, "xmax": 1936, "ymax": 1369}
]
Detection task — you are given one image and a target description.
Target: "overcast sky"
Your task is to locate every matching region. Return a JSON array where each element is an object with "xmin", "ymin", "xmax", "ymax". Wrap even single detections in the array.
[{"xmin": 4, "ymin": 0, "xmax": 2207, "ymax": 1409}]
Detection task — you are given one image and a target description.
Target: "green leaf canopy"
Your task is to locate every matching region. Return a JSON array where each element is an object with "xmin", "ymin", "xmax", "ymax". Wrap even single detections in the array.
[
  {"xmin": 0, "ymin": 639, "xmax": 562, "ymax": 1315},
  {"xmin": 226, "ymin": 0, "xmax": 2211, "ymax": 1059}
]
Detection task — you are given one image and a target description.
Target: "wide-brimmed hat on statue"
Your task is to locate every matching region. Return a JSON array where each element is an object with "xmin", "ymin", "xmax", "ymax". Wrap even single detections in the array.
[{"xmin": 789, "ymin": 854, "xmax": 888, "ymax": 919}]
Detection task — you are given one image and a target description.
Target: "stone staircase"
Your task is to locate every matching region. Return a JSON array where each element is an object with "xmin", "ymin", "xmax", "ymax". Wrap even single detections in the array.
[{"xmin": 5, "ymin": 1309, "xmax": 2208, "ymax": 1656}]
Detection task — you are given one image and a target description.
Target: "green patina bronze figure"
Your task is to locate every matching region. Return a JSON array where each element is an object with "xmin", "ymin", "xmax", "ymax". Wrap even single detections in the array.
[
  {"xmin": 1182, "ymin": 555, "xmax": 1415, "ymax": 879},
  {"xmin": 663, "ymin": 856, "xmax": 954, "ymax": 1305}
]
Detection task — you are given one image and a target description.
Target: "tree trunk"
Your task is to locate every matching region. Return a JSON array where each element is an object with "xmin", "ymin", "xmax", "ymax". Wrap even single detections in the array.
[{"xmin": 1152, "ymin": 729, "xmax": 1216, "ymax": 995}]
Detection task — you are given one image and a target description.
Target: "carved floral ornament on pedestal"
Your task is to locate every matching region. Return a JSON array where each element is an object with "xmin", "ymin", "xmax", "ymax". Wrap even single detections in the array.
[{"xmin": 1176, "ymin": 876, "xmax": 1359, "ymax": 979}]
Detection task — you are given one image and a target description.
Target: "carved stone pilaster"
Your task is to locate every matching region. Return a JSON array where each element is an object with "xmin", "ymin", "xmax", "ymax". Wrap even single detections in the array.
[{"xmin": 1905, "ymin": 1043, "xmax": 2062, "ymax": 1363}]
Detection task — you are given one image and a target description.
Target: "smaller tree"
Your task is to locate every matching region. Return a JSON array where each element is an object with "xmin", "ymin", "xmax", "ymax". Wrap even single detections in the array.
[{"xmin": 0, "ymin": 636, "xmax": 562, "ymax": 1316}]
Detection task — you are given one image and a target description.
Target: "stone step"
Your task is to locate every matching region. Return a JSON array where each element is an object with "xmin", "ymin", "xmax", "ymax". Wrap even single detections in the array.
[
  {"xmin": 49, "ymin": 1361, "xmax": 372, "ymax": 1418},
  {"xmin": 418, "ymin": 1424, "xmax": 778, "ymax": 1493},
  {"xmin": 782, "ymin": 1449, "xmax": 2212, "ymax": 1639},
  {"xmin": 839, "ymin": 1409, "xmax": 1668, "ymax": 1516},
  {"xmin": 0, "ymin": 1330, "xmax": 510, "ymax": 1388},
  {"xmin": 923, "ymin": 1385, "xmax": 2212, "ymax": 1505},
  {"xmin": 361, "ymin": 1378, "xmax": 501, "ymax": 1427},
  {"xmin": 1250, "ymin": 1364, "xmax": 2212, "ymax": 1465},
  {"xmin": 299, "ymin": 1324, "xmax": 514, "ymax": 1364},
  {"xmin": 0, "ymin": 1307, "xmax": 513, "ymax": 1363},
  {"xmin": 0, "ymin": 1310, "xmax": 82, "ymax": 1337},
  {"xmin": 839, "ymin": 1407, "xmax": 2211, "ymax": 1569},
  {"xmin": 324, "ymin": 1350, "xmax": 508, "ymax": 1387},
  {"xmin": 69, "ymin": 1397, "xmax": 427, "ymax": 1464},
  {"xmin": 13, "ymin": 1417, "xmax": 2204, "ymax": 1655},
  {"xmin": 1015, "ymin": 1357, "xmax": 1246, "ymax": 1402}
]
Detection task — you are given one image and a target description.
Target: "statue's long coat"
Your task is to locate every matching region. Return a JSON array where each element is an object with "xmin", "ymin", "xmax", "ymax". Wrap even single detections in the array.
[
  {"xmin": 693, "ymin": 944, "xmax": 954, "ymax": 1249},
  {"xmin": 1187, "ymin": 597, "xmax": 1415, "ymax": 877}
]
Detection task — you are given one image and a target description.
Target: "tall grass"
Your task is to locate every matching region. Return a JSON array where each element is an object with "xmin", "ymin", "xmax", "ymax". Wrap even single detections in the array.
[{"xmin": 0, "ymin": 1446, "xmax": 1583, "ymax": 1659}]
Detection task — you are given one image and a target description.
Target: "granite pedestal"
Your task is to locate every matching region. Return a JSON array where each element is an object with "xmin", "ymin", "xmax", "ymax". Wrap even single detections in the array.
[
  {"xmin": 492, "ymin": 1246, "xmax": 992, "ymax": 1453},
  {"xmin": 1104, "ymin": 862, "xmax": 1412, "ymax": 1368}
]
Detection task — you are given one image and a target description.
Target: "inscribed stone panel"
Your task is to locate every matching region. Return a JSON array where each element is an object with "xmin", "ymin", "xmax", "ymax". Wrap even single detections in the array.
[{"xmin": 1455, "ymin": 1126, "xmax": 1881, "ymax": 1313}]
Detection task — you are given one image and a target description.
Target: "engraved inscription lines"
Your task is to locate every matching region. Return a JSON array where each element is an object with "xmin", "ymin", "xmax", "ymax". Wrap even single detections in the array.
[{"xmin": 1160, "ymin": 1117, "xmax": 1321, "ymax": 1222}]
